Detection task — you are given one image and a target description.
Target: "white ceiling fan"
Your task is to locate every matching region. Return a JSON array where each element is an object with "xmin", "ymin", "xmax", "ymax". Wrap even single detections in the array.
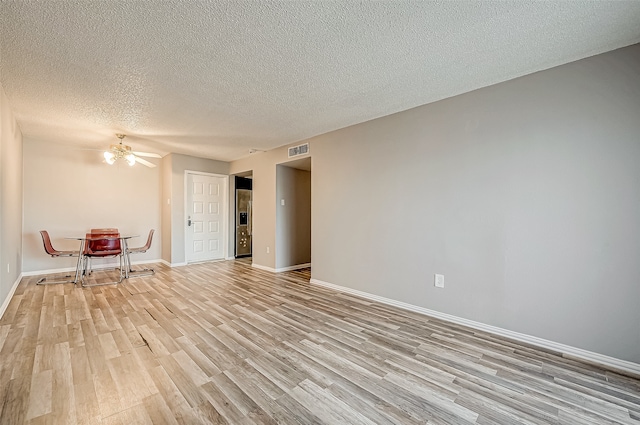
[{"xmin": 103, "ymin": 134, "xmax": 161, "ymax": 168}]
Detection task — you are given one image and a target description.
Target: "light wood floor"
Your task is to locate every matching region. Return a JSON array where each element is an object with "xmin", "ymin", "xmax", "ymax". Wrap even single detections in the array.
[{"xmin": 1, "ymin": 260, "xmax": 639, "ymax": 424}]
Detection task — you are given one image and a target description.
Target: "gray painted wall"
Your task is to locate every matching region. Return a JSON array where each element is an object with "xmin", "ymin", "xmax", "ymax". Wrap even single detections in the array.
[
  {"xmin": 161, "ymin": 155, "xmax": 172, "ymax": 263},
  {"xmin": 276, "ymin": 165, "xmax": 311, "ymax": 269},
  {"xmin": 0, "ymin": 84, "xmax": 23, "ymax": 309},
  {"xmin": 231, "ymin": 148, "xmax": 293, "ymax": 269},
  {"xmin": 309, "ymin": 44, "xmax": 640, "ymax": 363}
]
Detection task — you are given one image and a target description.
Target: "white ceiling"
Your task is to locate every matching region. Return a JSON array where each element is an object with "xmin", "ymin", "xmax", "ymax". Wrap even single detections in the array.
[{"xmin": 1, "ymin": 1, "xmax": 639, "ymax": 162}]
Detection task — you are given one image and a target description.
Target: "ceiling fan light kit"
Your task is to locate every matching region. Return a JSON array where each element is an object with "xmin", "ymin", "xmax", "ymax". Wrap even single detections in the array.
[{"xmin": 103, "ymin": 134, "xmax": 159, "ymax": 168}]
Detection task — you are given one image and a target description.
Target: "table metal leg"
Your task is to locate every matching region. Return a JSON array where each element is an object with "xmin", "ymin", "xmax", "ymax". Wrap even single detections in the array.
[
  {"xmin": 73, "ymin": 239, "xmax": 85, "ymax": 286},
  {"xmin": 123, "ymin": 238, "xmax": 130, "ymax": 279}
]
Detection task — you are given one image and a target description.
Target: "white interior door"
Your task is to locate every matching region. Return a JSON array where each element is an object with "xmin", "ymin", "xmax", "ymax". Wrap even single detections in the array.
[{"xmin": 186, "ymin": 173, "xmax": 227, "ymax": 263}]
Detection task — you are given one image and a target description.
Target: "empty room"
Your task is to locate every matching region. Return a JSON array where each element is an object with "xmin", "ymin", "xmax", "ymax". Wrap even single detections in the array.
[{"xmin": 1, "ymin": 1, "xmax": 639, "ymax": 424}]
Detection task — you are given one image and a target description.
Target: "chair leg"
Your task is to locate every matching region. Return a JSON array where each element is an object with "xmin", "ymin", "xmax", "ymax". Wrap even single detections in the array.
[
  {"xmin": 74, "ymin": 252, "xmax": 84, "ymax": 285},
  {"xmin": 126, "ymin": 250, "xmax": 132, "ymax": 274},
  {"xmin": 80, "ymin": 256, "xmax": 124, "ymax": 287},
  {"xmin": 81, "ymin": 270, "xmax": 123, "ymax": 287},
  {"xmin": 126, "ymin": 250, "xmax": 155, "ymax": 277},
  {"xmin": 127, "ymin": 267, "xmax": 155, "ymax": 277},
  {"xmin": 83, "ymin": 256, "xmax": 92, "ymax": 275},
  {"xmin": 38, "ymin": 254, "xmax": 80, "ymax": 285},
  {"xmin": 37, "ymin": 274, "xmax": 75, "ymax": 285},
  {"xmin": 127, "ymin": 257, "xmax": 155, "ymax": 277}
]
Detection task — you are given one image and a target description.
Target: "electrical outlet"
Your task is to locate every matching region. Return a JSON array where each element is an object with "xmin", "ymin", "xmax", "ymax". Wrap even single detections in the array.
[
  {"xmin": 266, "ymin": 246, "xmax": 270, "ymax": 254},
  {"xmin": 434, "ymin": 274, "xmax": 444, "ymax": 288}
]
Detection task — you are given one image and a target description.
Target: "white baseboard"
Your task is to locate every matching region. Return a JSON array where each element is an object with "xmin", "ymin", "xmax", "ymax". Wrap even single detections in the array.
[
  {"xmin": 275, "ymin": 263, "xmax": 311, "ymax": 272},
  {"xmin": 134, "ymin": 259, "xmax": 163, "ymax": 265},
  {"xmin": 159, "ymin": 259, "xmax": 189, "ymax": 268},
  {"xmin": 22, "ymin": 259, "xmax": 165, "ymax": 277},
  {"xmin": 251, "ymin": 263, "xmax": 276, "ymax": 273},
  {"xmin": 0, "ymin": 273, "xmax": 23, "ymax": 320},
  {"xmin": 309, "ymin": 278, "xmax": 640, "ymax": 377},
  {"xmin": 251, "ymin": 262, "xmax": 311, "ymax": 273},
  {"xmin": 22, "ymin": 266, "xmax": 78, "ymax": 277}
]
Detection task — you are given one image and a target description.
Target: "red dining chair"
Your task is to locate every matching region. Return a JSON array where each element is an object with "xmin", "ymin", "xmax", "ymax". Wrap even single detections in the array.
[
  {"xmin": 37, "ymin": 230, "xmax": 79, "ymax": 284},
  {"xmin": 82, "ymin": 230, "xmax": 124, "ymax": 286},
  {"xmin": 125, "ymin": 229, "xmax": 155, "ymax": 276}
]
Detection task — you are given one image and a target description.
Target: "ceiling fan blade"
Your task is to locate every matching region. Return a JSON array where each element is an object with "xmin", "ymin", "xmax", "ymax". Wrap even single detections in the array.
[
  {"xmin": 134, "ymin": 156, "xmax": 157, "ymax": 168},
  {"xmin": 132, "ymin": 151, "xmax": 161, "ymax": 158}
]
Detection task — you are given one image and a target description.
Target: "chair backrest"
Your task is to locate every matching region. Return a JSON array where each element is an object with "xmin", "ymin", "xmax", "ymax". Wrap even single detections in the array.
[
  {"xmin": 40, "ymin": 230, "xmax": 58, "ymax": 256},
  {"xmin": 90, "ymin": 228, "xmax": 119, "ymax": 234},
  {"xmin": 86, "ymin": 231, "xmax": 121, "ymax": 255},
  {"xmin": 140, "ymin": 229, "xmax": 155, "ymax": 252}
]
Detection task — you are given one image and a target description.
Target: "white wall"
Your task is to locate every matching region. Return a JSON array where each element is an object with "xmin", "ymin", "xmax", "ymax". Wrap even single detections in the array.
[
  {"xmin": 22, "ymin": 147, "xmax": 231, "ymax": 271},
  {"xmin": 0, "ymin": 84, "xmax": 23, "ymax": 308},
  {"xmin": 22, "ymin": 139, "xmax": 162, "ymax": 272}
]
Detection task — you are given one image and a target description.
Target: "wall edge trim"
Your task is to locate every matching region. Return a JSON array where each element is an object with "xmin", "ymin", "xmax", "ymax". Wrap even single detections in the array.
[
  {"xmin": 309, "ymin": 278, "xmax": 640, "ymax": 377},
  {"xmin": 0, "ymin": 273, "xmax": 23, "ymax": 319}
]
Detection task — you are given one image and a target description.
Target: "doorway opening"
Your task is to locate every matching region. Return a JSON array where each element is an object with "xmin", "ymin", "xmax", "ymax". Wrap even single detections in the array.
[
  {"xmin": 275, "ymin": 157, "xmax": 311, "ymax": 272},
  {"xmin": 235, "ymin": 175, "xmax": 252, "ymax": 258}
]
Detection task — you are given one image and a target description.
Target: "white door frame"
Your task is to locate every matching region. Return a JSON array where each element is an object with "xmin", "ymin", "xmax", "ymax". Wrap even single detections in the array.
[{"xmin": 184, "ymin": 170, "xmax": 229, "ymax": 263}]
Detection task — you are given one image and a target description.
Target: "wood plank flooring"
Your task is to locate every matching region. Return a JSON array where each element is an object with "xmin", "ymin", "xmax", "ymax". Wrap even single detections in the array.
[{"xmin": 1, "ymin": 260, "xmax": 639, "ymax": 424}]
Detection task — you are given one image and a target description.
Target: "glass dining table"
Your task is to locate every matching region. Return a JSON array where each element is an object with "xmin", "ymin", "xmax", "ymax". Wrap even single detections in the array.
[{"xmin": 66, "ymin": 235, "xmax": 138, "ymax": 286}]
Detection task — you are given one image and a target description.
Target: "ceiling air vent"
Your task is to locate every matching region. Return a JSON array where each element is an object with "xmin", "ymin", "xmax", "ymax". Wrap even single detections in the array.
[{"xmin": 288, "ymin": 143, "xmax": 309, "ymax": 158}]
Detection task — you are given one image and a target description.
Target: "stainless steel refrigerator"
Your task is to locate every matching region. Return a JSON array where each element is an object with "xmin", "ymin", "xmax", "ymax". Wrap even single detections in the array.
[{"xmin": 235, "ymin": 184, "xmax": 252, "ymax": 257}]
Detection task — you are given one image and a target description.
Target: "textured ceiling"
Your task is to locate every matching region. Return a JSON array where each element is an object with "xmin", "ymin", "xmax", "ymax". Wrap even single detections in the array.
[{"xmin": 1, "ymin": 1, "xmax": 640, "ymax": 162}]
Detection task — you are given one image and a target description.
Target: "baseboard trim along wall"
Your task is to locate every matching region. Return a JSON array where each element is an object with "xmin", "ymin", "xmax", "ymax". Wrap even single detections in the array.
[
  {"xmin": 251, "ymin": 263, "xmax": 276, "ymax": 273},
  {"xmin": 162, "ymin": 260, "xmax": 187, "ymax": 267},
  {"xmin": 275, "ymin": 263, "xmax": 311, "ymax": 272},
  {"xmin": 166, "ymin": 259, "xmax": 234, "ymax": 268},
  {"xmin": 22, "ymin": 266, "xmax": 78, "ymax": 277},
  {"xmin": 309, "ymin": 278, "xmax": 640, "ymax": 377},
  {"xmin": 22, "ymin": 259, "xmax": 165, "ymax": 277},
  {"xmin": 252, "ymin": 263, "xmax": 311, "ymax": 273},
  {"xmin": 0, "ymin": 273, "xmax": 23, "ymax": 319}
]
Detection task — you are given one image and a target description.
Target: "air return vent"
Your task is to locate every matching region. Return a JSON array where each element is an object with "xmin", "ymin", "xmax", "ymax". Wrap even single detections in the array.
[{"xmin": 288, "ymin": 143, "xmax": 309, "ymax": 158}]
